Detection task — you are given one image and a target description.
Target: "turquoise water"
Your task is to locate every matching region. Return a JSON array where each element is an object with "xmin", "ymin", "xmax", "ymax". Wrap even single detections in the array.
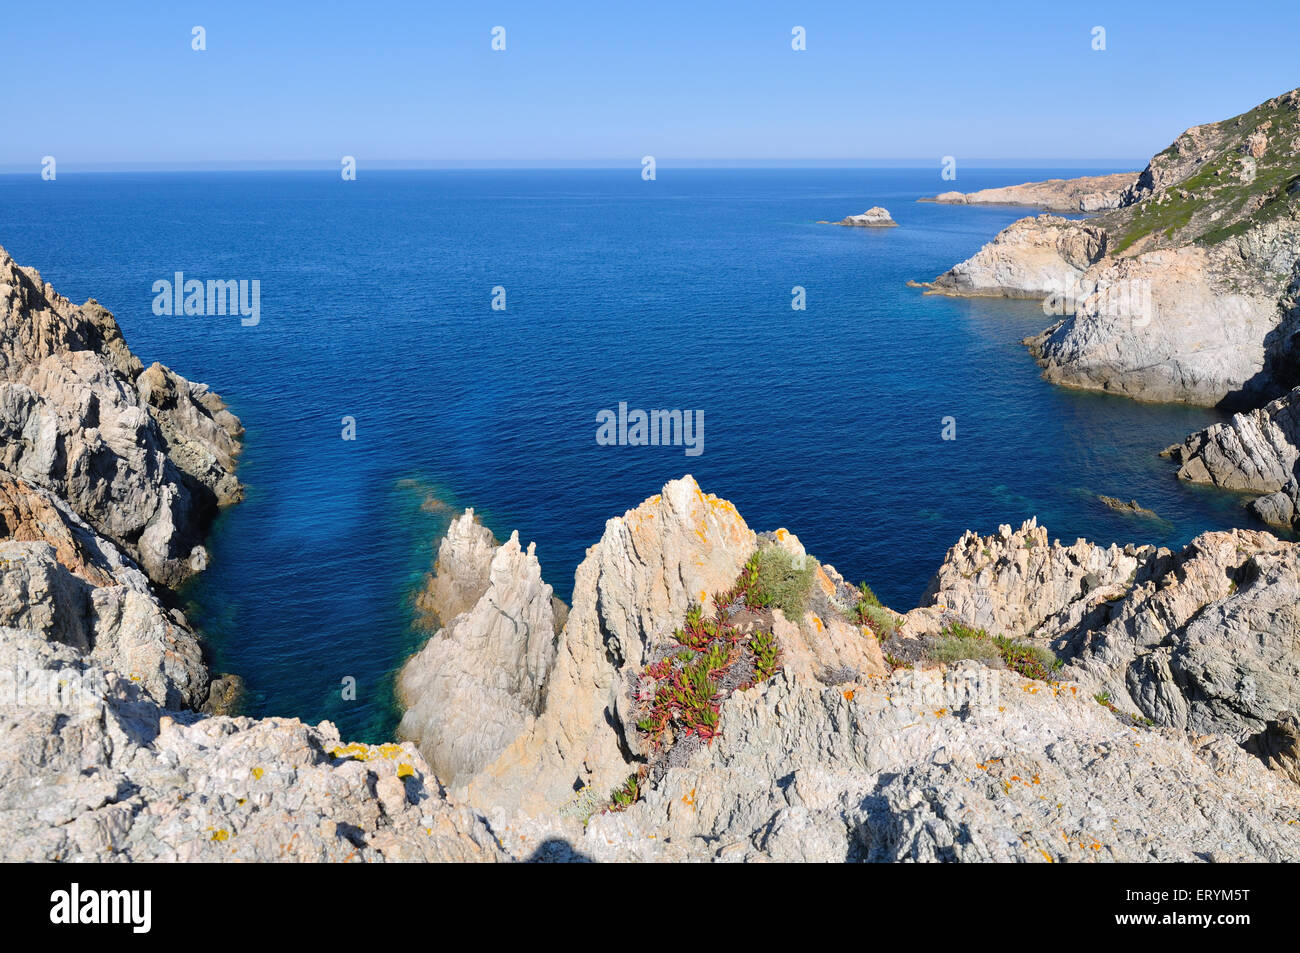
[{"xmin": 0, "ymin": 168, "xmax": 1275, "ymax": 739}]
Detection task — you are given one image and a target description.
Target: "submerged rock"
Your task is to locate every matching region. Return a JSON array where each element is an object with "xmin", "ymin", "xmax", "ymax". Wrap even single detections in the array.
[{"xmin": 1098, "ymin": 495, "xmax": 1164, "ymax": 520}]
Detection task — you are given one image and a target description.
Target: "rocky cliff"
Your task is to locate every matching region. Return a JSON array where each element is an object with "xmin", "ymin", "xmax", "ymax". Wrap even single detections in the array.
[
  {"xmin": 0, "ymin": 246, "xmax": 243, "ymax": 587},
  {"xmin": 921, "ymin": 88, "xmax": 1300, "ymax": 409}
]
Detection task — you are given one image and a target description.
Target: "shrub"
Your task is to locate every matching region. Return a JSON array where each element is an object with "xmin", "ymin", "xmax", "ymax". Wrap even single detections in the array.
[
  {"xmin": 749, "ymin": 545, "xmax": 817, "ymax": 618},
  {"xmin": 924, "ymin": 621, "xmax": 1059, "ymax": 681},
  {"xmin": 858, "ymin": 603, "xmax": 898, "ymax": 640},
  {"xmin": 927, "ymin": 624, "xmax": 1002, "ymax": 666},
  {"xmin": 993, "ymin": 635, "xmax": 1060, "ymax": 681},
  {"xmin": 856, "ymin": 582, "xmax": 881, "ymax": 608}
]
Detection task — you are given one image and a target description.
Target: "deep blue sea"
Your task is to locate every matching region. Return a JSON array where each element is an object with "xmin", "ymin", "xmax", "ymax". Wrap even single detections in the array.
[{"xmin": 0, "ymin": 168, "xmax": 1277, "ymax": 739}]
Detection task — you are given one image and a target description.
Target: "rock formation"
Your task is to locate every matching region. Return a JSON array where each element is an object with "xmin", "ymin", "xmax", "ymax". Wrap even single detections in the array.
[
  {"xmin": 461, "ymin": 477, "xmax": 757, "ymax": 813},
  {"xmin": 915, "ymin": 215, "xmax": 1108, "ymax": 299},
  {"xmin": 922, "ymin": 173, "xmax": 1138, "ymax": 213},
  {"xmin": 508, "ymin": 665, "xmax": 1300, "ymax": 862},
  {"xmin": 909, "ymin": 519, "xmax": 1300, "ymax": 744},
  {"xmin": 830, "ymin": 207, "xmax": 897, "ymax": 227},
  {"xmin": 392, "ymin": 490, "xmax": 1300, "ymax": 862},
  {"xmin": 1164, "ymin": 385, "xmax": 1300, "ymax": 528},
  {"xmin": 920, "ymin": 88, "xmax": 1300, "ymax": 409},
  {"xmin": 412, "ymin": 508, "xmax": 500, "ymax": 627},
  {"xmin": 0, "ymin": 245, "xmax": 243, "ymax": 587},
  {"xmin": 397, "ymin": 521, "xmax": 562, "ymax": 789}
]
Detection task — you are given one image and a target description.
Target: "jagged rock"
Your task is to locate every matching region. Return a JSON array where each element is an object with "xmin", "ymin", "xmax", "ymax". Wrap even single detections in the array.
[
  {"xmin": 1249, "ymin": 480, "xmax": 1300, "ymax": 527},
  {"xmin": 907, "ymin": 518, "xmax": 1149, "ymax": 640},
  {"xmin": 201, "ymin": 674, "xmax": 245, "ymax": 715},
  {"xmin": 0, "ymin": 476, "xmax": 210, "ymax": 708},
  {"xmin": 761, "ymin": 529, "xmax": 888, "ymax": 683},
  {"xmin": 462, "ymin": 476, "xmax": 756, "ymax": 814},
  {"xmin": 911, "ymin": 519, "xmax": 1300, "ymax": 747},
  {"xmin": 770, "ymin": 608, "xmax": 887, "ymax": 685},
  {"xmin": 136, "ymin": 362, "xmax": 242, "ymax": 509},
  {"xmin": 412, "ymin": 508, "xmax": 498, "ymax": 627},
  {"xmin": 923, "ymin": 173, "xmax": 1138, "ymax": 212},
  {"xmin": 1165, "ymin": 385, "xmax": 1300, "ymax": 527},
  {"xmin": 0, "ymin": 245, "xmax": 242, "ymax": 587},
  {"xmin": 1246, "ymin": 711, "xmax": 1300, "ymax": 786},
  {"xmin": 397, "ymin": 530, "xmax": 560, "ymax": 789},
  {"xmin": 0, "ymin": 668, "xmax": 506, "ymax": 861}
]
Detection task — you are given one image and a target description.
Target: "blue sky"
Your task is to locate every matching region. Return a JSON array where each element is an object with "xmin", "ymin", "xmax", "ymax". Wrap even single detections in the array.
[{"xmin": 6, "ymin": 0, "xmax": 1296, "ymax": 170}]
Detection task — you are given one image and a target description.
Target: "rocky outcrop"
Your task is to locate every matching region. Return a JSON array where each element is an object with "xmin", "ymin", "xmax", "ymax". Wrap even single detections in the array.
[
  {"xmin": 910, "ymin": 520, "xmax": 1300, "ymax": 746},
  {"xmin": 0, "ymin": 481, "xmax": 210, "ymax": 710},
  {"xmin": 830, "ymin": 207, "xmax": 897, "ymax": 228},
  {"xmin": 920, "ymin": 88, "xmax": 1300, "ymax": 408},
  {"xmin": 462, "ymin": 476, "xmax": 756, "ymax": 813},
  {"xmin": 0, "ymin": 665, "xmax": 506, "ymax": 861},
  {"xmin": 0, "ymin": 245, "xmax": 243, "ymax": 587},
  {"xmin": 923, "ymin": 173, "xmax": 1138, "ymax": 213},
  {"xmin": 1025, "ymin": 233, "xmax": 1296, "ymax": 405},
  {"xmin": 906, "ymin": 517, "xmax": 1150, "ymax": 641},
  {"xmin": 397, "ymin": 526, "xmax": 561, "ymax": 789},
  {"xmin": 493, "ymin": 665, "xmax": 1300, "ymax": 862},
  {"xmin": 917, "ymin": 216, "xmax": 1108, "ymax": 299},
  {"xmin": 412, "ymin": 508, "xmax": 498, "ymax": 627},
  {"xmin": 1164, "ymin": 385, "xmax": 1300, "ymax": 527},
  {"xmin": 389, "ymin": 485, "xmax": 1300, "ymax": 863}
]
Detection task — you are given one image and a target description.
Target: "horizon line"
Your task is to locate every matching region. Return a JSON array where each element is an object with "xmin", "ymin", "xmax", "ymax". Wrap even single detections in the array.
[{"xmin": 0, "ymin": 157, "xmax": 1145, "ymax": 175}]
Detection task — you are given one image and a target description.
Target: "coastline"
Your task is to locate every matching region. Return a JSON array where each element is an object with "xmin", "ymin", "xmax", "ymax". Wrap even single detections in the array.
[{"xmin": 3, "ymin": 87, "xmax": 1300, "ymax": 860}]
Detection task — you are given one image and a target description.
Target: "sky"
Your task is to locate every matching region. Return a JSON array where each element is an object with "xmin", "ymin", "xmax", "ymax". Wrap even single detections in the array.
[{"xmin": 5, "ymin": 0, "xmax": 1297, "ymax": 170}]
